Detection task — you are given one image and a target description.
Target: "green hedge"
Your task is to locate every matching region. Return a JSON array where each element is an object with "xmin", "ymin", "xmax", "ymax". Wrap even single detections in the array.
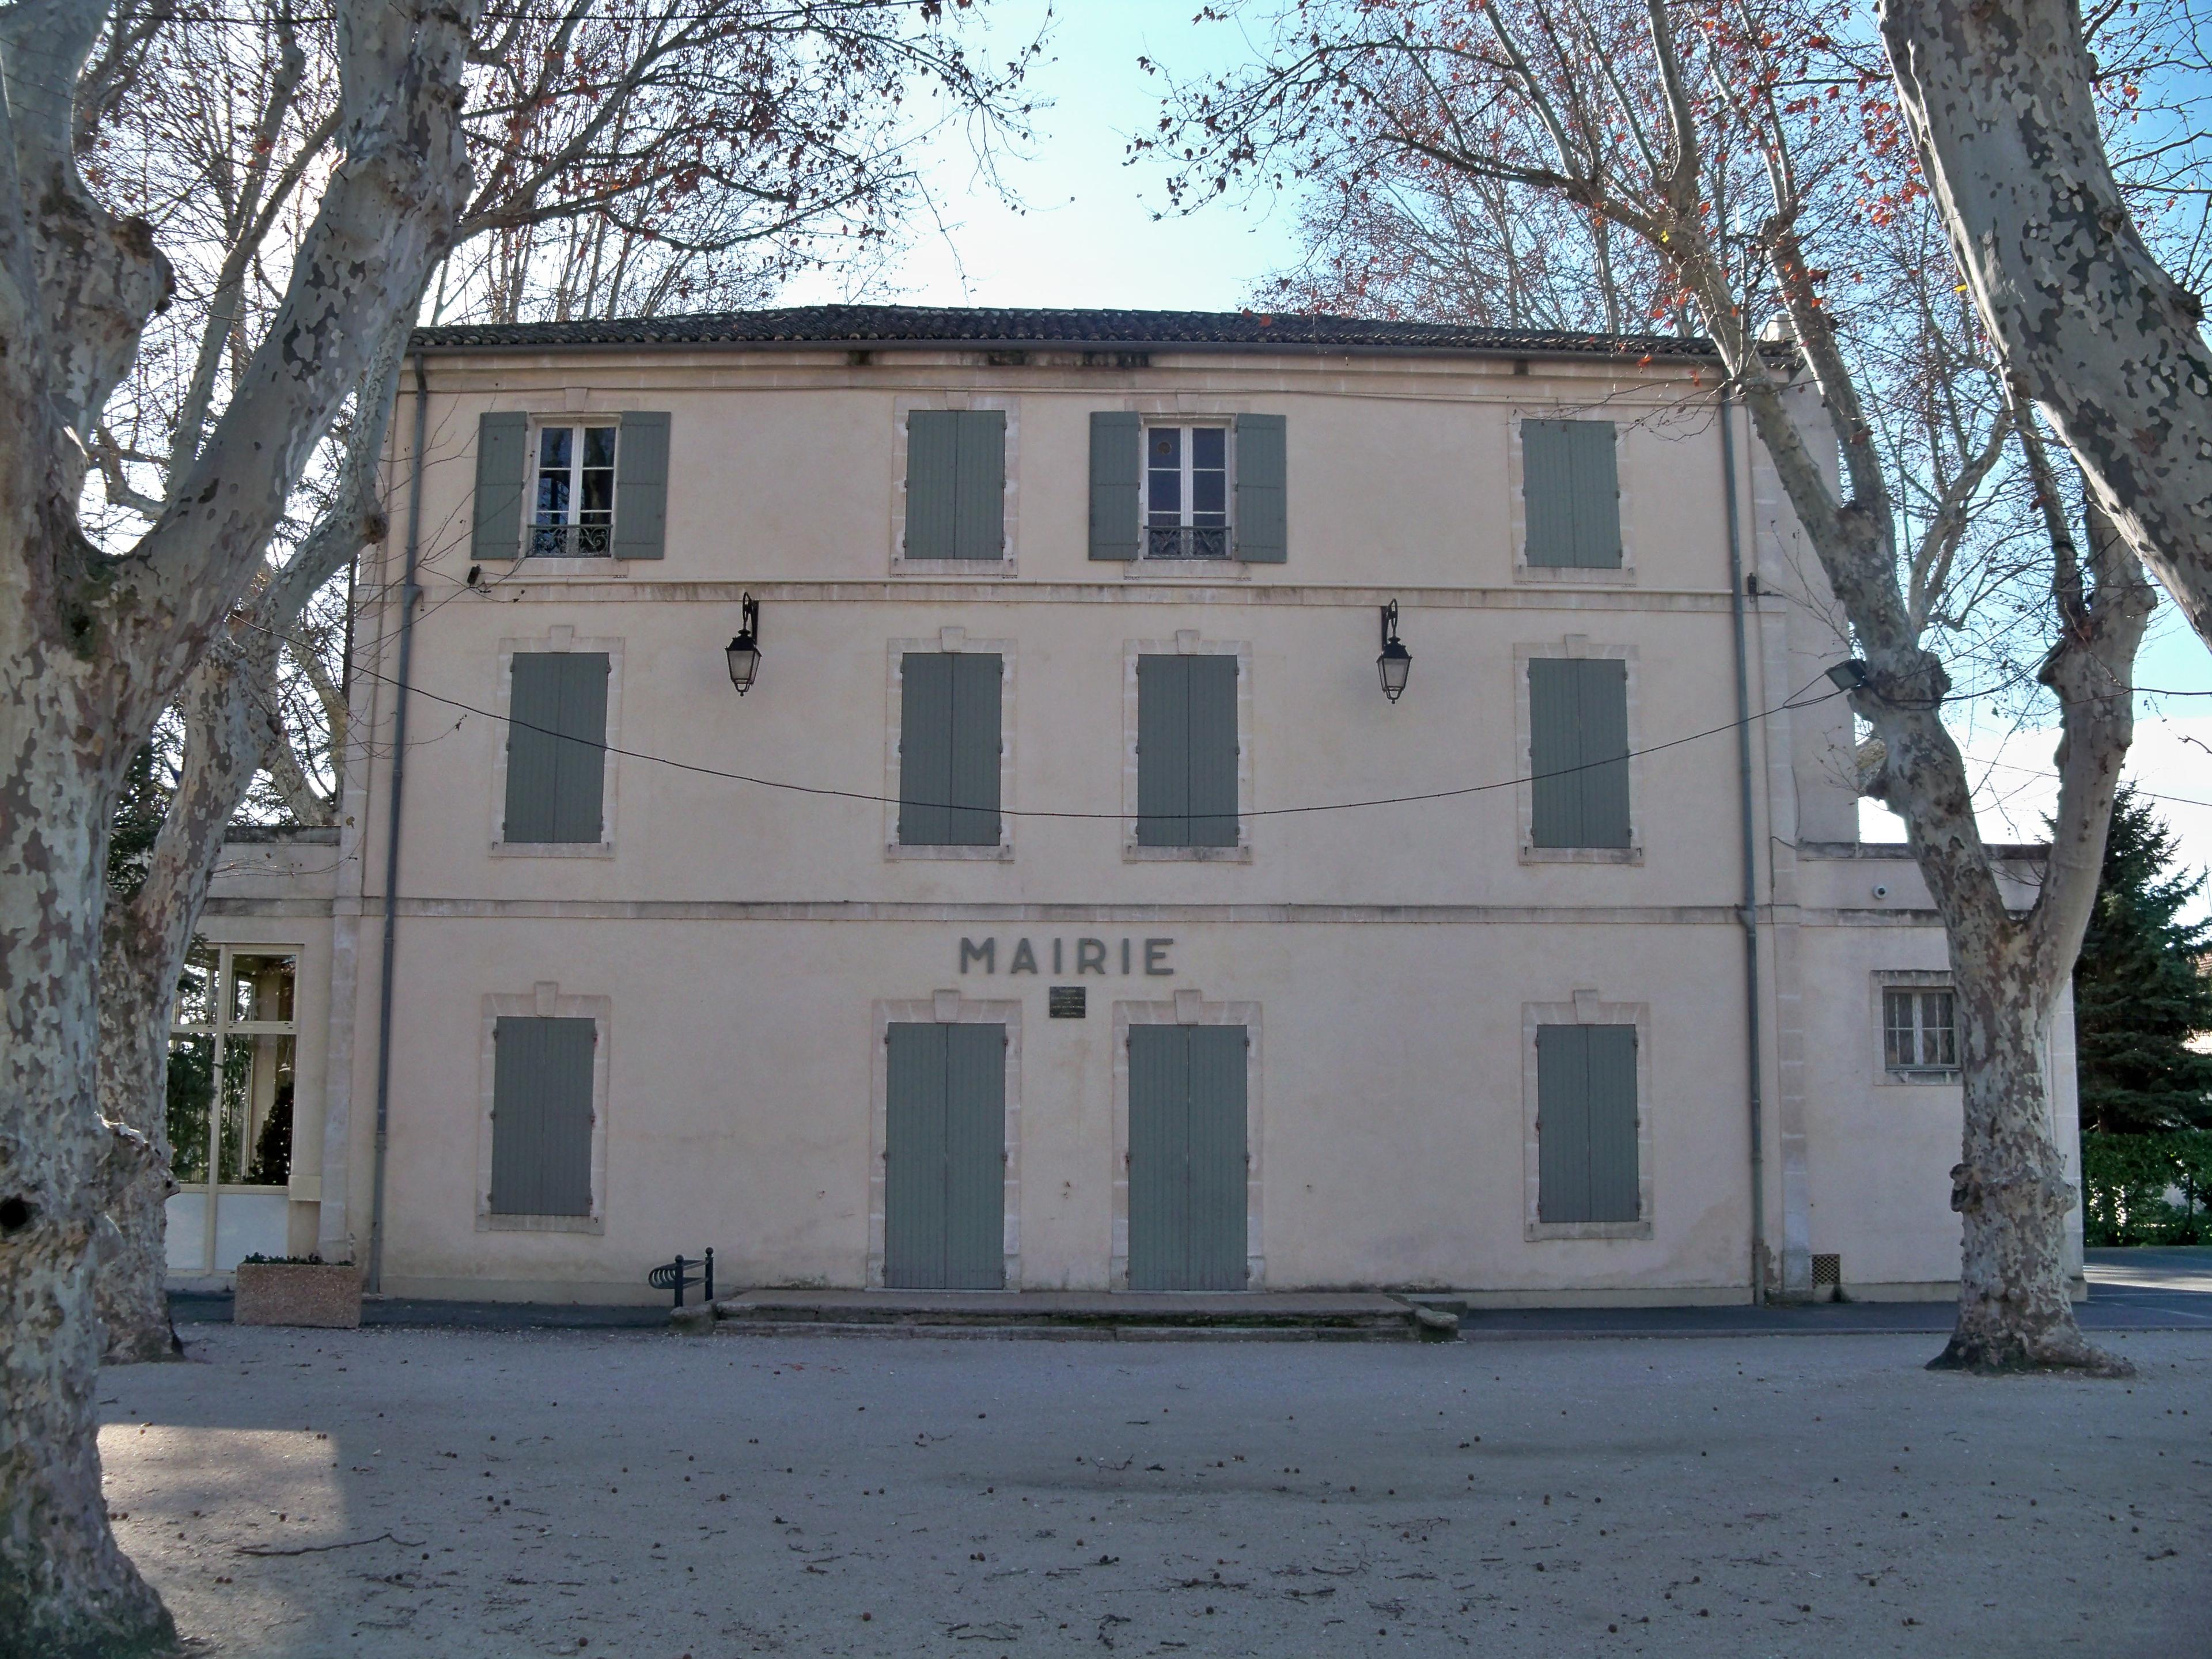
[{"xmin": 2081, "ymin": 1131, "xmax": 2212, "ymax": 1245}]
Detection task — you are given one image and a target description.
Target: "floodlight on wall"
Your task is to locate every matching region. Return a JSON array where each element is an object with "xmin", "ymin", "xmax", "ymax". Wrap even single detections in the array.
[
  {"xmin": 725, "ymin": 594, "xmax": 762, "ymax": 695},
  {"xmin": 1824, "ymin": 657, "xmax": 1869, "ymax": 693},
  {"xmin": 1377, "ymin": 600, "xmax": 1412, "ymax": 703}
]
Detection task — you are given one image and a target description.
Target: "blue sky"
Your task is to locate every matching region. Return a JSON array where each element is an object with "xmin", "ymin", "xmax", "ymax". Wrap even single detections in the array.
[{"xmin": 804, "ymin": 0, "xmax": 2212, "ymax": 897}]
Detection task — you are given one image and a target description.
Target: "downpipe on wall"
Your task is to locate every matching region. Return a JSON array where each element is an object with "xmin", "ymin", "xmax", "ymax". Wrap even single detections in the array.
[
  {"xmin": 366, "ymin": 354, "xmax": 428, "ymax": 1294},
  {"xmin": 1722, "ymin": 387, "xmax": 1768, "ymax": 1306}
]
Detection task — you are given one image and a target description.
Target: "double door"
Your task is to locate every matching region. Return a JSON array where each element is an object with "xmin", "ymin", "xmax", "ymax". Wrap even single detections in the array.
[
  {"xmin": 1127, "ymin": 1025, "xmax": 1248, "ymax": 1291},
  {"xmin": 884, "ymin": 1023, "xmax": 1007, "ymax": 1289}
]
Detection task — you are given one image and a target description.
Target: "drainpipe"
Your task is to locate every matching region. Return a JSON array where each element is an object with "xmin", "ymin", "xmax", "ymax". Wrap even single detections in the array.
[
  {"xmin": 1721, "ymin": 388, "xmax": 1767, "ymax": 1306},
  {"xmin": 366, "ymin": 353, "xmax": 429, "ymax": 1294}
]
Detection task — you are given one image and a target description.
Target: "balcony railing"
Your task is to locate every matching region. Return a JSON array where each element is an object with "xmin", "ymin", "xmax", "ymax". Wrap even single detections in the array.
[
  {"xmin": 529, "ymin": 521, "xmax": 612, "ymax": 558},
  {"xmin": 1145, "ymin": 524, "xmax": 1232, "ymax": 560}
]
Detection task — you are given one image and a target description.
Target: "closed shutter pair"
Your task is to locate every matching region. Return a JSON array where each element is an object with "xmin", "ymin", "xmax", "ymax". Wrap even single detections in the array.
[
  {"xmin": 1089, "ymin": 412, "xmax": 1285, "ymax": 562},
  {"xmin": 488, "ymin": 1016, "xmax": 594, "ymax": 1218},
  {"xmin": 1529, "ymin": 658, "xmax": 1631, "ymax": 850},
  {"xmin": 1536, "ymin": 1024, "xmax": 1639, "ymax": 1224},
  {"xmin": 472, "ymin": 411, "xmax": 669, "ymax": 561},
  {"xmin": 897, "ymin": 653, "xmax": 1002, "ymax": 847},
  {"xmin": 505, "ymin": 653, "xmax": 609, "ymax": 844},
  {"xmin": 1522, "ymin": 418, "xmax": 1622, "ymax": 569}
]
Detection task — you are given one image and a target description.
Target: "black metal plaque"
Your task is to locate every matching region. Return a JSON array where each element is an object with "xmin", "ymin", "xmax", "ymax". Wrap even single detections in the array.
[{"xmin": 1048, "ymin": 986, "xmax": 1087, "ymax": 1020}]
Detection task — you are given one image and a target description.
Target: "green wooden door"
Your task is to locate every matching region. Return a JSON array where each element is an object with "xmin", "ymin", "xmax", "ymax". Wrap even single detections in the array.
[
  {"xmin": 1127, "ymin": 1025, "xmax": 1248, "ymax": 1290},
  {"xmin": 885, "ymin": 1023, "xmax": 1005, "ymax": 1289}
]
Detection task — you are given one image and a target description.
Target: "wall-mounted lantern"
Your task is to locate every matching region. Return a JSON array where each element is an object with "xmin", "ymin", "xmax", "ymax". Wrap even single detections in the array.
[
  {"xmin": 1377, "ymin": 600, "xmax": 1412, "ymax": 703},
  {"xmin": 725, "ymin": 594, "xmax": 762, "ymax": 695}
]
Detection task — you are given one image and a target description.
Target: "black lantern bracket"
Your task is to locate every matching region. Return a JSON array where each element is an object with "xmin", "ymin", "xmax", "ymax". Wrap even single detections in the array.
[
  {"xmin": 1377, "ymin": 600, "xmax": 1412, "ymax": 703},
  {"xmin": 726, "ymin": 594, "xmax": 762, "ymax": 695}
]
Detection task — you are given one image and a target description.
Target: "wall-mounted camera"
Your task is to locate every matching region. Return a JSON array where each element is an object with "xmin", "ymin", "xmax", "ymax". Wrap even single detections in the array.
[{"xmin": 1871, "ymin": 883, "xmax": 1890, "ymax": 900}]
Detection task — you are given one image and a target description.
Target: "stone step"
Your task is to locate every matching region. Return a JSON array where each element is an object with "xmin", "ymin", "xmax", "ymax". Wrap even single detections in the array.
[
  {"xmin": 709, "ymin": 1319, "xmax": 1416, "ymax": 1343},
  {"xmin": 699, "ymin": 1289, "xmax": 1437, "ymax": 1339}
]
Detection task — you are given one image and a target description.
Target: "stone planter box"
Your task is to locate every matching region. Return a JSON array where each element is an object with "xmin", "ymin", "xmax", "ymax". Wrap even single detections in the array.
[{"xmin": 234, "ymin": 1262, "xmax": 362, "ymax": 1329}]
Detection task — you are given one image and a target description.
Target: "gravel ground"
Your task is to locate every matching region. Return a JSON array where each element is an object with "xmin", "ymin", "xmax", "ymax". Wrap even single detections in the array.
[{"xmin": 100, "ymin": 1325, "xmax": 2210, "ymax": 1658}]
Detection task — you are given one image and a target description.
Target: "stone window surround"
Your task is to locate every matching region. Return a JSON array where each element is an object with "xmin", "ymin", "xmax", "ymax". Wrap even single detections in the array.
[
  {"xmin": 1870, "ymin": 969, "xmax": 1962, "ymax": 1087},
  {"xmin": 1506, "ymin": 403, "xmax": 1641, "ymax": 586},
  {"xmin": 888, "ymin": 393, "xmax": 1021, "ymax": 577},
  {"xmin": 1121, "ymin": 632, "xmax": 1255, "ymax": 863},
  {"xmin": 1109, "ymin": 990, "xmax": 1266, "ymax": 1291},
  {"xmin": 1107, "ymin": 394, "xmax": 1268, "ymax": 581},
  {"xmin": 1512, "ymin": 637, "xmax": 1643, "ymax": 866},
  {"xmin": 1521, "ymin": 989, "xmax": 1656, "ymax": 1241},
  {"xmin": 480, "ymin": 390, "xmax": 649, "ymax": 579},
  {"xmin": 867, "ymin": 991, "xmax": 1025, "ymax": 1289},
  {"xmin": 476, "ymin": 981, "xmax": 611, "ymax": 1234},
  {"xmin": 488, "ymin": 626, "xmax": 623, "ymax": 859},
  {"xmin": 881, "ymin": 628, "xmax": 1018, "ymax": 862}
]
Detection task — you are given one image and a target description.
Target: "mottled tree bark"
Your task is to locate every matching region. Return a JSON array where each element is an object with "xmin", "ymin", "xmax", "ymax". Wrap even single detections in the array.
[
  {"xmin": 1878, "ymin": 0, "xmax": 2212, "ymax": 652},
  {"xmin": 0, "ymin": 4, "xmax": 469, "ymax": 1650},
  {"xmin": 95, "ymin": 332, "xmax": 400, "ymax": 1366}
]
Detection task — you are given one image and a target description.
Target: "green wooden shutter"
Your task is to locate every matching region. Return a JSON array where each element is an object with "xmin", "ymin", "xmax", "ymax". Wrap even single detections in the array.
[
  {"xmin": 1186, "ymin": 1025, "xmax": 1249, "ymax": 1289},
  {"xmin": 490, "ymin": 1016, "xmax": 596, "ymax": 1217},
  {"xmin": 1523, "ymin": 419, "xmax": 1621, "ymax": 569},
  {"xmin": 503, "ymin": 654, "xmax": 566, "ymax": 842},
  {"xmin": 504, "ymin": 652, "xmax": 608, "ymax": 844},
  {"xmin": 1233, "ymin": 413, "xmax": 1287, "ymax": 562},
  {"xmin": 1089, "ymin": 412, "xmax": 1141, "ymax": 560},
  {"xmin": 906, "ymin": 410, "xmax": 1004, "ymax": 560},
  {"xmin": 1528, "ymin": 659, "xmax": 1583, "ymax": 849},
  {"xmin": 942, "ymin": 1023, "xmax": 1007, "ymax": 1288},
  {"xmin": 1136, "ymin": 655, "xmax": 1191, "ymax": 847},
  {"xmin": 1187, "ymin": 655, "xmax": 1239, "ymax": 847},
  {"xmin": 472, "ymin": 412, "xmax": 528, "ymax": 563},
  {"xmin": 1529, "ymin": 658, "xmax": 1629, "ymax": 849},
  {"xmin": 1127, "ymin": 1025, "xmax": 1189, "ymax": 1291},
  {"xmin": 946, "ymin": 653, "xmax": 1002, "ymax": 847},
  {"xmin": 1585, "ymin": 1024, "xmax": 1640, "ymax": 1222},
  {"xmin": 1577, "ymin": 658, "xmax": 1631, "ymax": 849},
  {"xmin": 953, "ymin": 409, "xmax": 1006, "ymax": 560},
  {"xmin": 551, "ymin": 654, "xmax": 610, "ymax": 843},
  {"xmin": 612, "ymin": 411, "xmax": 669, "ymax": 559},
  {"xmin": 1536, "ymin": 1024, "xmax": 1591, "ymax": 1223},
  {"xmin": 905, "ymin": 411, "xmax": 960, "ymax": 560},
  {"xmin": 884, "ymin": 1023, "xmax": 946, "ymax": 1286},
  {"xmin": 897, "ymin": 653, "xmax": 955, "ymax": 847}
]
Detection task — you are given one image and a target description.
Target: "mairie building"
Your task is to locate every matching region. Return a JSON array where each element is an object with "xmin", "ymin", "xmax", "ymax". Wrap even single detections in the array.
[{"xmin": 168, "ymin": 306, "xmax": 2082, "ymax": 1306}]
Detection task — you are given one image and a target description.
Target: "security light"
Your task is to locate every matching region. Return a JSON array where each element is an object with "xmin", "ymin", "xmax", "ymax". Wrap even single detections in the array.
[{"xmin": 1824, "ymin": 658, "xmax": 1869, "ymax": 692}]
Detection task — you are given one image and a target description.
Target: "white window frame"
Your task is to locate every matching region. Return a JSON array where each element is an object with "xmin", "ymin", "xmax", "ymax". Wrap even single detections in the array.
[
  {"xmin": 524, "ymin": 418, "xmax": 620, "ymax": 559},
  {"xmin": 1874, "ymin": 972, "xmax": 1960, "ymax": 1083},
  {"xmin": 882, "ymin": 629, "xmax": 1017, "ymax": 862},
  {"xmin": 487, "ymin": 626, "xmax": 623, "ymax": 859},
  {"xmin": 166, "ymin": 942, "xmax": 304, "ymax": 1274},
  {"xmin": 476, "ymin": 982, "xmax": 612, "ymax": 1234},
  {"xmin": 1121, "ymin": 632, "xmax": 1255, "ymax": 863},
  {"xmin": 1140, "ymin": 419, "xmax": 1235, "ymax": 561},
  {"xmin": 868, "ymin": 991, "xmax": 1024, "ymax": 1288}
]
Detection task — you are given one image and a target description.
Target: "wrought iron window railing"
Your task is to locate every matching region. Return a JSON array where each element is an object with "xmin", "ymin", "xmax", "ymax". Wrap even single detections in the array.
[
  {"xmin": 1145, "ymin": 524, "xmax": 1232, "ymax": 560},
  {"xmin": 529, "ymin": 522, "xmax": 612, "ymax": 558}
]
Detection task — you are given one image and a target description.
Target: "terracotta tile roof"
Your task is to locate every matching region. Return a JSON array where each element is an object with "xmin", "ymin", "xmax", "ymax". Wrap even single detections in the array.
[{"xmin": 410, "ymin": 303, "xmax": 1733, "ymax": 362}]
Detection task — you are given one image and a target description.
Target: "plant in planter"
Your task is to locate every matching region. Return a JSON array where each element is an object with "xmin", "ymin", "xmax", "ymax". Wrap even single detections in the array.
[{"xmin": 233, "ymin": 1254, "xmax": 362, "ymax": 1330}]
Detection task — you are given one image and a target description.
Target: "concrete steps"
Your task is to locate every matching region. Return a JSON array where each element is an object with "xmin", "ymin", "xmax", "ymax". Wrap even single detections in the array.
[{"xmin": 687, "ymin": 1289, "xmax": 1454, "ymax": 1342}]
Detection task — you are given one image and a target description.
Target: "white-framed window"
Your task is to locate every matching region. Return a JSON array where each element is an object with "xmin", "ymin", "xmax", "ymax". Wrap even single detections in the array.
[
  {"xmin": 166, "ymin": 943, "xmax": 301, "ymax": 1274},
  {"xmin": 1145, "ymin": 423, "xmax": 1231, "ymax": 559},
  {"xmin": 530, "ymin": 422, "xmax": 618, "ymax": 557},
  {"xmin": 1884, "ymin": 987, "xmax": 1958, "ymax": 1078}
]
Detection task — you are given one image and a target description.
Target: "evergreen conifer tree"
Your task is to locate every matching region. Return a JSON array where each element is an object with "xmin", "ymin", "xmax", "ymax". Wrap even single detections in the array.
[{"xmin": 2071, "ymin": 785, "xmax": 2212, "ymax": 1132}]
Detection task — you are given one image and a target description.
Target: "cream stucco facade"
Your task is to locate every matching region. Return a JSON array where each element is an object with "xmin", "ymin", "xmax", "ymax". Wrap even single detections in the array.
[{"xmin": 175, "ymin": 308, "xmax": 2082, "ymax": 1305}]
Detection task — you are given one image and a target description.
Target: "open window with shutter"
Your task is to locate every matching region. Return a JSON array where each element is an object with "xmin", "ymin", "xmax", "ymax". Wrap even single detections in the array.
[
  {"xmin": 503, "ymin": 652, "xmax": 611, "ymax": 845},
  {"xmin": 1521, "ymin": 418, "xmax": 1623, "ymax": 571},
  {"xmin": 1527, "ymin": 656, "xmax": 1633, "ymax": 854},
  {"xmin": 897, "ymin": 652, "xmax": 1004, "ymax": 849},
  {"xmin": 473, "ymin": 411, "xmax": 670, "ymax": 562},
  {"xmin": 1089, "ymin": 412, "xmax": 1287, "ymax": 564},
  {"xmin": 903, "ymin": 409, "xmax": 1006, "ymax": 562},
  {"xmin": 1135, "ymin": 653, "xmax": 1240, "ymax": 851}
]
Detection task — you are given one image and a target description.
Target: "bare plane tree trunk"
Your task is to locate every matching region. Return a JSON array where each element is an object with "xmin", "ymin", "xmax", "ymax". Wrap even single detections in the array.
[
  {"xmin": 0, "ymin": 4, "xmax": 471, "ymax": 1648},
  {"xmin": 1878, "ymin": 0, "xmax": 2212, "ymax": 651}
]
